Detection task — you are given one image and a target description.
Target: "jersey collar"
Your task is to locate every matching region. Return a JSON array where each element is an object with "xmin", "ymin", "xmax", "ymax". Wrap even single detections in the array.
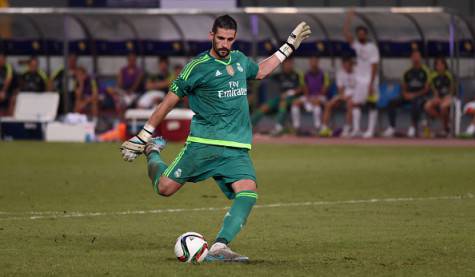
[{"xmin": 207, "ymin": 50, "xmax": 232, "ymax": 66}]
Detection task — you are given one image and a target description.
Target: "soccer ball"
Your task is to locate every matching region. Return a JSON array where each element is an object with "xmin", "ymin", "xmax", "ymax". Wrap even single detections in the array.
[{"xmin": 174, "ymin": 232, "xmax": 209, "ymax": 263}]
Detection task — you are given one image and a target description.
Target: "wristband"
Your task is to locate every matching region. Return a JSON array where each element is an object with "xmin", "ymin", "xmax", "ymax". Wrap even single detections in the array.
[
  {"xmin": 137, "ymin": 123, "xmax": 155, "ymax": 142},
  {"xmin": 275, "ymin": 42, "xmax": 294, "ymax": 62}
]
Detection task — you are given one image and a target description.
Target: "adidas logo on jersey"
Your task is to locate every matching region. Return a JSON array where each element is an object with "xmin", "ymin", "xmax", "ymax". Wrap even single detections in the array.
[{"xmin": 215, "ymin": 70, "xmax": 222, "ymax": 77}]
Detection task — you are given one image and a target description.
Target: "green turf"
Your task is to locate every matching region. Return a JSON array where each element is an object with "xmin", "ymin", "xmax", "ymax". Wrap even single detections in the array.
[{"xmin": 0, "ymin": 141, "xmax": 474, "ymax": 276}]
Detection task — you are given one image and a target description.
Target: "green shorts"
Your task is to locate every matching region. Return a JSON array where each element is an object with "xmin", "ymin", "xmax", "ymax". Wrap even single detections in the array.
[{"xmin": 162, "ymin": 142, "xmax": 257, "ymax": 199}]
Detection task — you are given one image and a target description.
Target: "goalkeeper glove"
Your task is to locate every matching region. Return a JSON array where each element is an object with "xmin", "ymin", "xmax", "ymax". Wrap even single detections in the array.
[
  {"xmin": 276, "ymin": 22, "xmax": 312, "ymax": 62},
  {"xmin": 120, "ymin": 124, "xmax": 155, "ymax": 162}
]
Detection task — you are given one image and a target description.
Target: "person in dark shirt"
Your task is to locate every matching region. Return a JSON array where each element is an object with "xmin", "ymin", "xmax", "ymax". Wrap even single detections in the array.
[
  {"xmin": 424, "ymin": 56, "xmax": 454, "ymax": 135},
  {"xmin": 49, "ymin": 54, "xmax": 78, "ymax": 92},
  {"xmin": 0, "ymin": 53, "xmax": 16, "ymax": 115},
  {"xmin": 19, "ymin": 56, "xmax": 48, "ymax": 92},
  {"xmin": 251, "ymin": 57, "xmax": 304, "ymax": 135},
  {"xmin": 49, "ymin": 54, "xmax": 78, "ymax": 114},
  {"xmin": 137, "ymin": 56, "xmax": 171, "ymax": 109},
  {"xmin": 383, "ymin": 50, "xmax": 430, "ymax": 137},
  {"xmin": 74, "ymin": 66, "xmax": 98, "ymax": 120}
]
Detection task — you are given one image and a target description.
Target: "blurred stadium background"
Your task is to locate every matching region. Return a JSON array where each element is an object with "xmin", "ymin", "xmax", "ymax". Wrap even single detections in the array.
[{"xmin": 0, "ymin": 0, "xmax": 474, "ymax": 140}]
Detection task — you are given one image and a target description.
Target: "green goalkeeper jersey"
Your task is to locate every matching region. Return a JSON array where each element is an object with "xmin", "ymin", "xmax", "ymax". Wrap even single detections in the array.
[{"xmin": 170, "ymin": 50, "xmax": 259, "ymax": 149}]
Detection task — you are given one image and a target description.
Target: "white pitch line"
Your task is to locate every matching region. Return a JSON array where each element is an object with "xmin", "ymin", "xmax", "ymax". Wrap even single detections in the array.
[{"xmin": 0, "ymin": 193, "xmax": 473, "ymax": 221}]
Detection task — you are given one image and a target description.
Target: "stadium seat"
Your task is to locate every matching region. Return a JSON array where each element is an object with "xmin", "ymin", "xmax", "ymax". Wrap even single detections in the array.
[
  {"xmin": 0, "ymin": 92, "xmax": 59, "ymax": 140},
  {"xmin": 9, "ymin": 92, "xmax": 59, "ymax": 121}
]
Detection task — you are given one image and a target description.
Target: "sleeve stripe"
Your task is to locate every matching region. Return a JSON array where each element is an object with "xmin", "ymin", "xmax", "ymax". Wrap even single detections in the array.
[
  {"xmin": 181, "ymin": 55, "xmax": 209, "ymax": 79},
  {"xmin": 422, "ymin": 66, "xmax": 430, "ymax": 84},
  {"xmin": 6, "ymin": 64, "xmax": 13, "ymax": 79},
  {"xmin": 170, "ymin": 83, "xmax": 178, "ymax": 92},
  {"xmin": 182, "ymin": 57, "xmax": 210, "ymax": 80},
  {"xmin": 92, "ymin": 79, "xmax": 98, "ymax": 90},
  {"xmin": 323, "ymin": 72, "xmax": 330, "ymax": 88},
  {"xmin": 179, "ymin": 57, "xmax": 204, "ymax": 78},
  {"xmin": 38, "ymin": 70, "xmax": 48, "ymax": 82},
  {"xmin": 446, "ymin": 71, "xmax": 454, "ymax": 83},
  {"xmin": 51, "ymin": 67, "xmax": 63, "ymax": 80},
  {"xmin": 180, "ymin": 57, "xmax": 201, "ymax": 77},
  {"xmin": 163, "ymin": 143, "xmax": 188, "ymax": 177},
  {"xmin": 298, "ymin": 72, "xmax": 304, "ymax": 87}
]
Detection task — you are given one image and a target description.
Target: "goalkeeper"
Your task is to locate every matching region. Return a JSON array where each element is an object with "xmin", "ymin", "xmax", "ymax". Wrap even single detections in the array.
[{"xmin": 121, "ymin": 15, "xmax": 310, "ymax": 262}]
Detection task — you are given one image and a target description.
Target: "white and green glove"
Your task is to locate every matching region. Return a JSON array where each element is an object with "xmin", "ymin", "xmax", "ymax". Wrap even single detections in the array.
[
  {"xmin": 120, "ymin": 124, "xmax": 154, "ymax": 162},
  {"xmin": 276, "ymin": 22, "xmax": 312, "ymax": 62}
]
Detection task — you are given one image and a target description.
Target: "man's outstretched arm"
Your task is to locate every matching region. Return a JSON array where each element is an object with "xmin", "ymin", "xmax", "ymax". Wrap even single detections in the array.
[
  {"xmin": 120, "ymin": 92, "xmax": 180, "ymax": 162},
  {"xmin": 147, "ymin": 92, "xmax": 181, "ymax": 128},
  {"xmin": 343, "ymin": 9, "xmax": 355, "ymax": 44},
  {"xmin": 255, "ymin": 22, "xmax": 311, "ymax": 80}
]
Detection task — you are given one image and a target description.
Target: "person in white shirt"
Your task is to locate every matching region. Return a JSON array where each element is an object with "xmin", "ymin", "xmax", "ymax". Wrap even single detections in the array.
[
  {"xmin": 320, "ymin": 55, "xmax": 356, "ymax": 137},
  {"xmin": 343, "ymin": 9, "xmax": 380, "ymax": 138}
]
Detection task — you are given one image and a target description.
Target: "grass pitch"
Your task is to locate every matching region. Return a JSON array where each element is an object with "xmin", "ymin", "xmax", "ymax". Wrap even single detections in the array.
[{"xmin": 0, "ymin": 141, "xmax": 474, "ymax": 276}]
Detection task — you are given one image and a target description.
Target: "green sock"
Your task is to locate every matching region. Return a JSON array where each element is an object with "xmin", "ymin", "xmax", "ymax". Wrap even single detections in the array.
[
  {"xmin": 146, "ymin": 152, "xmax": 168, "ymax": 194},
  {"xmin": 251, "ymin": 110, "xmax": 264, "ymax": 125},
  {"xmin": 275, "ymin": 107, "xmax": 287, "ymax": 125},
  {"xmin": 216, "ymin": 190, "xmax": 258, "ymax": 244}
]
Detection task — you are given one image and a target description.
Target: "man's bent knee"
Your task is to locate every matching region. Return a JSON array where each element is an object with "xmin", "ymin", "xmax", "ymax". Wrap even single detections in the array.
[
  {"xmin": 157, "ymin": 176, "xmax": 182, "ymax": 197},
  {"xmin": 232, "ymin": 179, "xmax": 257, "ymax": 193}
]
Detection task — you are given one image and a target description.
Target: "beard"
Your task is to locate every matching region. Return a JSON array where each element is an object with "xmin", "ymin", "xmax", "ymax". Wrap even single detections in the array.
[{"xmin": 213, "ymin": 41, "xmax": 230, "ymax": 58}]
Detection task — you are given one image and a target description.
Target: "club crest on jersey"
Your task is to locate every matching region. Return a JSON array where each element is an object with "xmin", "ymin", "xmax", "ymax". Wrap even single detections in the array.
[
  {"xmin": 237, "ymin": 63, "xmax": 244, "ymax": 72},
  {"xmin": 226, "ymin": 65, "xmax": 234, "ymax": 76}
]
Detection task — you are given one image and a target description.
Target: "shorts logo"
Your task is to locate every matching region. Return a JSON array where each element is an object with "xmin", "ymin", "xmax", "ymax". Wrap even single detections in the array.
[
  {"xmin": 174, "ymin": 168, "xmax": 182, "ymax": 178},
  {"xmin": 237, "ymin": 63, "xmax": 243, "ymax": 72}
]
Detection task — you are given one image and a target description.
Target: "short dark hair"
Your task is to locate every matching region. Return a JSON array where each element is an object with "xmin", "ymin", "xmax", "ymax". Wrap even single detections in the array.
[
  {"xmin": 355, "ymin": 25, "xmax": 368, "ymax": 34},
  {"xmin": 341, "ymin": 52, "xmax": 354, "ymax": 63},
  {"xmin": 212, "ymin": 14, "xmax": 237, "ymax": 33},
  {"xmin": 434, "ymin": 56, "xmax": 448, "ymax": 70}
]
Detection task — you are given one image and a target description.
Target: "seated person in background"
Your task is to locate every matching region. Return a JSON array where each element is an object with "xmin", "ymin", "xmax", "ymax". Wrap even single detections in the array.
[
  {"xmin": 49, "ymin": 54, "xmax": 78, "ymax": 114},
  {"xmin": 74, "ymin": 66, "xmax": 98, "ymax": 122},
  {"xmin": 0, "ymin": 53, "xmax": 16, "ymax": 115},
  {"xmin": 424, "ymin": 57, "xmax": 454, "ymax": 136},
  {"xmin": 383, "ymin": 50, "xmax": 430, "ymax": 138},
  {"xmin": 107, "ymin": 53, "xmax": 143, "ymax": 117},
  {"xmin": 137, "ymin": 56, "xmax": 171, "ymax": 109},
  {"xmin": 320, "ymin": 55, "xmax": 356, "ymax": 137},
  {"xmin": 49, "ymin": 54, "xmax": 78, "ymax": 91},
  {"xmin": 463, "ymin": 99, "xmax": 475, "ymax": 137},
  {"xmin": 251, "ymin": 57, "xmax": 304, "ymax": 135},
  {"xmin": 19, "ymin": 56, "xmax": 48, "ymax": 92},
  {"xmin": 290, "ymin": 56, "xmax": 330, "ymax": 134}
]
